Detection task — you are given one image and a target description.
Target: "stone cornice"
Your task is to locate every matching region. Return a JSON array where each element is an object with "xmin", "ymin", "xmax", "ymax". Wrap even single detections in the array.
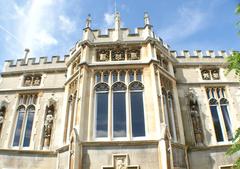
[
  {"xmin": 1, "ymin": 67, "xmax": 67, "ymax": 76},
  {"xmin": 0, "ymin": 87, "xmax": 65, "ymax": 93},
  {"xmin": 0, "ymin": 148, "xmax": 57, "ymax": 156}
]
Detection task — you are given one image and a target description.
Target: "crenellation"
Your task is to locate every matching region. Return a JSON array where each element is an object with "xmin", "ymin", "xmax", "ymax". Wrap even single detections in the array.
[
  {"xmin": 171, "ymin": 50, "xmax": 234, "ymax": 59},
  {"xmin": 2, "ymin": 55, "xmax": 69, "ymax": 72}
]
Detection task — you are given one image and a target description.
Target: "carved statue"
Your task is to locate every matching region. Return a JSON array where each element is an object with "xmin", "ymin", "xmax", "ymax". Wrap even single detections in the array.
[
  {"xmin": 116, "ymin": 157, "xmax": 126, "ymax": 169},
  {"xmin": 202, "ymin": 70, "xmax": 210, "ymax": 80},
  {"xmin": 190, "ymin": 105, "xmax": 203, "ymax": 145},
  {"xmin": 33, "ymin": 76, "xmax": 41, "ymax": 86},
  {"xmin": 43, "ymin": 107, "xmax": 54, "ymax": 147},
  {"xmin": 212, "ymin": 70, "xmax": 220, "ymax": 80},
  {"xmin": 188, "ymin": 90, "xmax": 204, "ymax": 146},
  {"xmin": 0, "ymin": 111, "xmax": 4, "ymax": 125},
  {"xmin": 24, "ymin": 77, "xmax": 32, "ymax": 86}
]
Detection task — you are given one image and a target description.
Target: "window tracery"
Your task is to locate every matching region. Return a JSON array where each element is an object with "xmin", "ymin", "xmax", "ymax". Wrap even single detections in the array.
[{"xmin": 94, "ymin": 70, "xmax": 145, "ymax": 139}]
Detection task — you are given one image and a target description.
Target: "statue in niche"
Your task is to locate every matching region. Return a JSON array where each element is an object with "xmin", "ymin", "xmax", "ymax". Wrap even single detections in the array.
[
  {"xmin": 212, "ymin": 69, "xmax": 220, "ymax": 80},
  {"xmin": 24, "ymin": 76, "xmax": 32, "ymax": 86},
  {"xmin": 201, "ymin": 70, "xmax": 210, "ymax": 80},
  {"xmin": 0, "ymin": 110, "xmax": 4, "ymax": 125},
  {"xmin": 190, "ymin": 104, "xmax": 203, "ymax": 145},
  {"xmin": 33, "ymin": 76, "xmax": 41, "ymax": 86},
  {"xmin": 188, "ymin": 90, "xmax": 204, "ymax": 146},
  {"xmin": 43, "ymin": 105, "xmax": 54, "ymax": 147}
]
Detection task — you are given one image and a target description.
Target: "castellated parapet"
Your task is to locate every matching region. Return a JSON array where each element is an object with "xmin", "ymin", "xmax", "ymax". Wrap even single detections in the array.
[
  {"xmin": 2, "ymin": 55, "xmax": 69, "ymax": 73},
  {"xmin": 171, "ymin": 50, "xmax": 233, "ymax": 59}
]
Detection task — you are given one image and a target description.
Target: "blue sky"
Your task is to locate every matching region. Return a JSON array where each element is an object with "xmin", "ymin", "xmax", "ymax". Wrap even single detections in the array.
[{"xmin": 0, "ymin": 0, "xmax": 239, "ymax": 66}]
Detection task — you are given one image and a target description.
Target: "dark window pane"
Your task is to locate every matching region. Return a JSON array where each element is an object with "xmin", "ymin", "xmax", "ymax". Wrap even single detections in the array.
[
  {"xmin": 96, "ymin": 93, "xmax": 108, "ymax": 137},
  {"xmin": 13, "ymin": 111, "xmax": 24, "ymax": 146},
  {"xmin": 103, "ymin": 73, "xmax": 109, "ymax": 83},
  {"xmin": 119, "ymin": 72, "xmax": 125, "ymax": 82},
  {"xmin": 221, "ymin": 105, "xmax": 233, "ymax": 140},
  {"xmin": 95, "ymin": 73, "xmax": 101, "ymax": 83},
  {"xmin": 129, "ymin": 72, "xmax": 134, "ymax": 82},
  {"xmin": 113, "ymin": 92, "xmax": 126, "ymax": 137},
  {"xmin": 136, "ymin": 71, "xmax": 142, "ymax": 81},
  {"xmin": 112, "ymin": 72, "xmax": 118, "ymax": 83},
  {"xmin": 131, "ymin": 92, "xmax": 145, "ymax": 137},
  {"xmin": 23, "ymin": 110, "xmax": 35, "ymax": 147},
  {"xmin": 210, "ymin": 106, "xmax": 224, "ymax": 142}
]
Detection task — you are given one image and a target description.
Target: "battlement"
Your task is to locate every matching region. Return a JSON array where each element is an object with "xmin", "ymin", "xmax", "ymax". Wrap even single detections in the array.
[
  {"xmin": 3, "ymin": 55, "xmax": 69, "ymax": 73},
  {"xmin": 170, "ymin": 50, "xmax": 234, "ymax": 59}
]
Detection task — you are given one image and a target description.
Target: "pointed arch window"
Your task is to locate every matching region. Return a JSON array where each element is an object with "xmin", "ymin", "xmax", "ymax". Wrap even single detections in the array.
[
  {"xmin": 13, "ymin": 94, "xmax": 37, "ymax": 147},
  {"xmin": 112, "ymin": 82, "xmax": 127, "ymax": 137},
  {"xmin": 95, "ymin": 83, "xmax": 109, "ymax": 138},
  {"xmin": 129, "ymin": 81, "xmax": 145, "ymax": 137},
  {"xmin": 207, "ymin": 87, "xmax": 233, "ymax": 142}
]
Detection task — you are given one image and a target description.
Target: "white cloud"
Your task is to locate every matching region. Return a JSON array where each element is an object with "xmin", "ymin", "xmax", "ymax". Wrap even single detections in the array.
[
  {"xmin": 158, "ymin": 6, "xmax": 206, "ymax": 42},
  {"xmin": 104, "ymin": 12, "xmax": 115, "ymax": 27},
  {"xmin": 59, "ymin": 15, "xmax": 76, "ymax": 34},
  {"xmin": 34, "ymin": 30, "xmax": 58, "ymax": 46}
]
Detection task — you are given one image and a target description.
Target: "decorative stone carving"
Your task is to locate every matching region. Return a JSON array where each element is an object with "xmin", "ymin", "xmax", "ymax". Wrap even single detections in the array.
[
  {"xmin": 0, "ymin": 105, "xmax": 6, "ymax": 135},
  {"xmin": 24, "ymin": 76, "xmax": 32, "ymax": 86},
  {"xmin": 24, "ymin": 75, "xmax": 42, "ymax": 86},
  {"xmin": 112, "ymin": 50, "xmax": 125, "ymax": 61},
  {"xmin": 97, "ymin": 49, "xmax": 110, "ymax": 61},
  {"xmin": 127, "ymin": 49, "xmax": 140, "ymax": 60},
  {"xmin": 201, "ymin": 70, "xmax": 210, "ymax": 80},
  {"xmin": 211, "ymin": 69, "xmax": 220, "ymax": 80},
  {"xmin": 33, "ymin": 76, "xmax": 41, "ymax": 86},
  {"xmin": 102, "ymin": 154, "xmax": 139, "ymax": 169},
  {"xmin": 43, "ymin": 105, "xmax": 54, "ymax": 148},
  {"xmin": 187, "ymin": 89, "xmax": 204, "ymax": 146}
]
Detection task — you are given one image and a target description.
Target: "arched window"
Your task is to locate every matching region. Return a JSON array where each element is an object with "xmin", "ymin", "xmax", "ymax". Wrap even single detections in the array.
[
  {"xmin": 220, "ymin": 98, "xmax": 233, "ymax": 141},
  {"xmin": 112, "ymin": 82, "xmax": 127, "ymax": 137},
  {"xmin": 207, "ymin": 87, "xmax": 233, "ymax": 142},
  {"xmin": 95, "ymin": 83, "xmax": 109, "ymax": 138},
  {"xmin": 129, "ymin": 81, "xmax": 145, "ymax": 137},
  {"xmin": 209, "ymin": 98, "xmax": 224, "ymax": 142},
  {"xmin": 13, "ymin": 104, "xmax": 36, "ymax": 147}
]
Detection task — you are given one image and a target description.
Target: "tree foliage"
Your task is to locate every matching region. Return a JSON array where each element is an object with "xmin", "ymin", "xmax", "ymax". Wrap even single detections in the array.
[{"xmin": 225, "ymin": 4, "xmax": 240, "ymax": 169}]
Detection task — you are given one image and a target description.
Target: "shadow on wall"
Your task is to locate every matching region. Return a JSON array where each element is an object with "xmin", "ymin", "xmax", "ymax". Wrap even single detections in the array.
[{"xmin": 174, "ymin": 67, "xmax": 212, "ymax": 146}]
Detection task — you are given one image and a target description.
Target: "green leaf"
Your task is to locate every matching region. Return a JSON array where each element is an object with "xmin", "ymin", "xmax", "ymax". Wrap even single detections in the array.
[{"xmin": 236, "ymin": 4, "xmax": 240, "ymax": 14}]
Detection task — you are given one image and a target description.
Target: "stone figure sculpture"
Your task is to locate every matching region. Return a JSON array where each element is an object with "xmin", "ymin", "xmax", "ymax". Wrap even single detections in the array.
[
  {"xmin": 190, "ymin": 105, "xmax": 203, "ymax": 145},
  {"xmin": 43, "ymin": 106, "xmax": 54, "ymax": 147},
  {"xmin": 188, "ymin": 90, "xmax": 204, "ymax": 146}
]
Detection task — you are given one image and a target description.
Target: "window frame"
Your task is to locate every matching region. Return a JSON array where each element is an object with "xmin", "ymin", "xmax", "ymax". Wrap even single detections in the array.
[
  {"xmin": 206, "ymin": 87, "xmax": 233, "ymax": 144},
  {"xmin": 12, "ymin": 104, "xmax": 36, "ymax": 149}
]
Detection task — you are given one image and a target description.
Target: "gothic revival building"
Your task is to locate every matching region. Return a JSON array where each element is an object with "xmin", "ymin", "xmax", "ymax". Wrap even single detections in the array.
[{"xmin": 0, "ymin": 12, "xmax": 239, "ymax": 169}]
